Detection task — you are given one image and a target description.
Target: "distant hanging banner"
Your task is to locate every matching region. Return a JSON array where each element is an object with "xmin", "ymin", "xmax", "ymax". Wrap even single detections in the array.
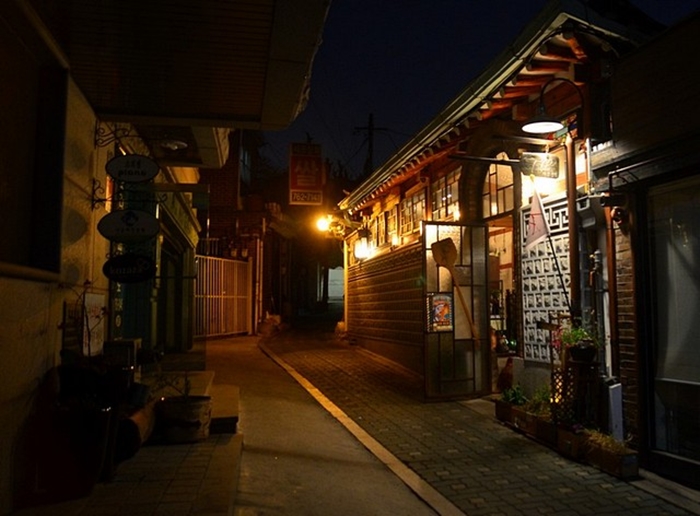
[
  {"xmin": 289, "ymin": 143, "xmax": 324, "ymax": 206},
  {"xmin": 525, "ymin": 189, "xmax": 550, "ymax": 250}
]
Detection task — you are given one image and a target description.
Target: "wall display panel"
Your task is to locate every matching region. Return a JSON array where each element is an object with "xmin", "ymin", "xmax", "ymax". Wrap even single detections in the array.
[{"xmin": 521, "ymin": 196, "xmax": 570, "ymax": 362}]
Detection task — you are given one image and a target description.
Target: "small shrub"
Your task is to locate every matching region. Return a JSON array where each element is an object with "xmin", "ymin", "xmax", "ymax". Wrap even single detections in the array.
[
  {"xmin": 501, "ymin": 385, "xmax": 527, "ymax": 405},
  {"xmin": 523, "ymin": 384, "xmax": 551, "ymax": 418},
  {"xmin": 586, "ymin": 430, "xmax": 631, "ymax": 455}
]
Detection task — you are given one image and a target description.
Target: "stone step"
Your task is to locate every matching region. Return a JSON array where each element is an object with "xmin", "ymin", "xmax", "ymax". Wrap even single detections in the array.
[{"xmin": 210, "ymin": 383, "xmax": 240, "ymax": 434}]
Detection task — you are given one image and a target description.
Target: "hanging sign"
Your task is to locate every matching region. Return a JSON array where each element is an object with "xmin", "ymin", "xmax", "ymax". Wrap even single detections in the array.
[
  {"xmin": 98, "ymin": 209, "xmax": 160, "ymax": 243},
  {"xmin": 102, "ymin": 253, "xmax": 156, "ymax": 283},
  {"xmin": 106, "ymin": 154, "xmax": 160, "ymax": 183},
  {"xmin": 519, "ymin": 152, "xmax": 559, "ymax": 178},
  {"xmin": 289, "ymin": 143, "xmax": 324, "ymax": 206}
]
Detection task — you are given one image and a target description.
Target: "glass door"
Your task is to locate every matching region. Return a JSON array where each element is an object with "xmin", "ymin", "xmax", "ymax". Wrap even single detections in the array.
[
  {"xmin": 423, "ymin": 222, "xmax": 489, "ymax": 399},
  {"xmin": 648, "ymin": 177, "xmax": 700, "ymax": 476}
]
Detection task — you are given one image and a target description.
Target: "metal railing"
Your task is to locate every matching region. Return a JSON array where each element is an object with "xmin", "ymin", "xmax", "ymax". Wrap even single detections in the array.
[{"xmin": 194, "ymin": 255, "xmax": 251, "ymax": 337}]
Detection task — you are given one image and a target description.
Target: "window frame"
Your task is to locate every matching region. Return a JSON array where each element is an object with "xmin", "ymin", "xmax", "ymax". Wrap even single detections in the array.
[{"xmin": 0, "ymin": 15, "xmax": 67, "ymax": 281}]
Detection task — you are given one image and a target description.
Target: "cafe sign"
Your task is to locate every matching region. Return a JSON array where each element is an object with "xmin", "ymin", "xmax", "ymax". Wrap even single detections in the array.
[
  {"xmin": 519, "ymin": 152, "xmax": 559, "ymax": 179},
  {"xmin": 98, "ymin": 209, "xmax": 160, "ymax": 243},
  {"xmin": 106, "ymin": 154, "xmax": 160, "ymax": 183},
  {"xmin": 102, "ymin": 253, "xmax": 156, "ymax": 283}
]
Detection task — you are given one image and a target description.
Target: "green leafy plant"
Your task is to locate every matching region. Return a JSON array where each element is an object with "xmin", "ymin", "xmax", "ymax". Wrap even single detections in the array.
[
  {"xmin": 553, "ymin": 323, "xmax": 599, "ymax": 353},
  {"xmin": 523, "ymin": 384, "xmax": 551, "ymax": 418},
  {"xmin": 501, "ymin": 385, "xmax": 527, "ymax": 406}
]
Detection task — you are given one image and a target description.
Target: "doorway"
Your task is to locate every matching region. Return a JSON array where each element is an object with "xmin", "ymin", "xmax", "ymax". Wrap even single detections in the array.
[
  {"xmin": 647, "ymin": 175, "xmax": 700, "ymax": 485},
  {"xmin": 423, "ymin": 222, "xmax": 489, "ymax": 400},
  {"xmin": 488, "ymin": 218, "xmax": 517, "ymax": 390}
]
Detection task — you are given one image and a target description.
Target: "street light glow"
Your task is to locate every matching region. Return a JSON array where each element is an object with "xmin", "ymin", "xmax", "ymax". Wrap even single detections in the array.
[{"xmin": 316, "ymin": 215, "xmax": 331, "ymax": 232}]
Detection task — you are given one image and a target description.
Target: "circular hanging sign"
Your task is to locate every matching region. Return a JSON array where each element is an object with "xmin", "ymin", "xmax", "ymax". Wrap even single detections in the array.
[
  {"xmin": 106, "ymin": 154, "xmax": 160, "ymax": 183},
  {"xmin": 98, "ymin": 209, "xmax": 160, "ymax": 243},
  {"xmin": 102, "ymin": 253, "xmax": 156, "ymax": 283}
]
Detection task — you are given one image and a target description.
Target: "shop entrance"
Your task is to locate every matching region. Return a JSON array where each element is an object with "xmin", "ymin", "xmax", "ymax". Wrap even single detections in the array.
[
  {"xmin": 647, "ymin": 175, "xmax": 700, "ymax": 486},
  {"xmin": 423, "ymin": 222, "xmax": 489, "ymax": 400},
  {"xmin": 487, "ymin": 217, "xmax": 517, "ymax": 390}
]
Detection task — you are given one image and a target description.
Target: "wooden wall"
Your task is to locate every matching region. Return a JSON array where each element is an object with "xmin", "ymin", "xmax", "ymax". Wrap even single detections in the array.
[{"xmin": 346, "ymin": 242, "xmax": 425, "ymax": 374}]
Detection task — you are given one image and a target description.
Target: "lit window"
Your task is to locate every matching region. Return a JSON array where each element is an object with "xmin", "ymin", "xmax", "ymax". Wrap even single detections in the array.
[
  {"xmin": 400, "ymin": 191, "xmax": 426, "ymax": 235},
  {"xmin": 481, "ymin": 152, "xmax": 514, "ymax": 219},
  {"xmin": 432, "ymin": 167, "xmax": 461, "ymax": 221}
]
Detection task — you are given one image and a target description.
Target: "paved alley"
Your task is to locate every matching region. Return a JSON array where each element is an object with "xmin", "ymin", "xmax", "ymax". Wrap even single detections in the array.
[{"xmin": 252, "ymin": 322, "xmax": 700, "ymax": 516}]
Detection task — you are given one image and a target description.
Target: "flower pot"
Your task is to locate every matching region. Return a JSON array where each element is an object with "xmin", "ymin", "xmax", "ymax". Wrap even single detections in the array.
[
  {"xmin": 156, "ymin": 395, "xmax": 212, "ymax": 444},
  {"xmin": 568, "ymin": 344, "xmax": 597, "ymax": 362}
]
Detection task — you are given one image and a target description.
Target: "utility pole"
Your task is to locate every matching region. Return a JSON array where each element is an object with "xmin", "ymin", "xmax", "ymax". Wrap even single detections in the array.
[{"xmin": 355, "ymin": 113, "xmax": 387, "ymax": 179}]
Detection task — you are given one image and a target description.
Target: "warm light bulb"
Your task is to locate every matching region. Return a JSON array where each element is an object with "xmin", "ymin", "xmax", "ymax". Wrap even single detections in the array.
[
  {"xmin": 316, "ymin": 216, "xmax": 331, "ymax": 232},
  {"xmin": 354, "ymin": 238, "xmax": 370, "ymax": 259},
  {"xmin": 522, "ymin": 117, "xmax": 564, "ymax": 134}
]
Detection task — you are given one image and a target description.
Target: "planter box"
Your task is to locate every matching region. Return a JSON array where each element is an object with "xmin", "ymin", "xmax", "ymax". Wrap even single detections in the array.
[
  {"xmin": 585, "ymin": 444, "xmax": 639, "ymax": 479},
  {"xmin": 512, "ymin": 407, "xmax": 538, "ymax": 436},
  {"xmin": 557, "ymin": 428, "xmax": 588, "ymax": 460},
  {"xmin": 494, "ymin": 400, "xmax": 514, "ymax": 424},
  {"xmin": 535, "ymin": 418, "xmax": 558, "ymax": 447}
]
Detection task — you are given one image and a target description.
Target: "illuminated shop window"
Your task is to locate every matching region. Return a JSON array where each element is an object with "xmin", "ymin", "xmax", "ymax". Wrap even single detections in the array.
[
  {"xmin": 431, "ymin": 167, "xmax": 461, "ymax": 220},
  {"xmin": 481, "ymin": 152, "xmax": 514, "ymax": 219}
]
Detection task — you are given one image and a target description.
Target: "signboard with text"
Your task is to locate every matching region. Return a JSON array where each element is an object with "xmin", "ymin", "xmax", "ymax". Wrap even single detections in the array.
[
  {"xmin": 98, "ymin": 209, "xmax": 160, "ymax": 243},
  {"xmin": 106, "ymin": 154, "xmax": 160, "ymax": 183},
  {"xmin": 519, "ymin": 152, "xmax": 559, "ymax": 178},
  {"xmin": 289, "ymin": 143, "xmax": 324, "ymax": 206}
]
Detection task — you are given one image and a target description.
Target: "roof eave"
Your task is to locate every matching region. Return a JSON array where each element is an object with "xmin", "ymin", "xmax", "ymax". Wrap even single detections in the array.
[{"xmin": 339, "ymin": 0, "xmax": 657, "ymax": 212}]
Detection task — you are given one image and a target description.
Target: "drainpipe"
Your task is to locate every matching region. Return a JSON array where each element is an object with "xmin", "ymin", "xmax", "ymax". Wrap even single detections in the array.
[
  {"xmin": 566, "ymin": 133, "xmax": 581, "ymax": 320},
  {"xmin": 343, "ymin": 240, "xmax": 349, "ymax": 327}
]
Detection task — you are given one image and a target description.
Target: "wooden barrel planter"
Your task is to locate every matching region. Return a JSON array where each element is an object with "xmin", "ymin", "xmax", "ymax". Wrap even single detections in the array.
[{"xmin": 155, "ymin": 395, "xmax": 212, "ymax": 444}]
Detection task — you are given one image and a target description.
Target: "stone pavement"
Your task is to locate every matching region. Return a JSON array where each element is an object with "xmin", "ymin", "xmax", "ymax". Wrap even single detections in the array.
[
  {"xmin": 260, "ymin": 323, "xmax": 700, "ymax": 516},
  {"xmin": 14, "ymin": 337, "xmax": 242, "ymax": 516},
  {"xmin": 14, "ymin": 321, "xmax": 700, "ymax": 516}
]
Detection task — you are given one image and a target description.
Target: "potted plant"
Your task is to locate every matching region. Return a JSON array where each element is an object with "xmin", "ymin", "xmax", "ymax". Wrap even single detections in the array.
[
  {"xmin": 495, "ymin": 385, "xmax": 527, "ymax": 424},
  {"xmin": 152, "ymin": 370, "xmax": 212, "ymax": 444},
  {"xmin": 584, "ymin": 430, "xmax": 639, "ymax": 479},
  {"xmin": 557, "ymin": 423, "xmax": 589, "ymax": 460},
  {"xmin": 554, "ymin": 324, "xmax": 599, "ymax": 363},
  {"xmin": 522, "ymin": 384, "xmax": 557, "ymax": 446}
]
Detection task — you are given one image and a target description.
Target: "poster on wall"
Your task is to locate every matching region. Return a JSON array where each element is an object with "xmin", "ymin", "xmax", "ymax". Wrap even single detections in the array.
[{"xmin": 427, "ymin": 293, "xmax": 454, "ymax": 332}]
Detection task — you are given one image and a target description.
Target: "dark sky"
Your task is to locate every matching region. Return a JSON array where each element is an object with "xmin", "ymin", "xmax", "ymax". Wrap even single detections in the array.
[{"xmin": 262, "ymin": 0, "xmax": 700, "ymax": 178}]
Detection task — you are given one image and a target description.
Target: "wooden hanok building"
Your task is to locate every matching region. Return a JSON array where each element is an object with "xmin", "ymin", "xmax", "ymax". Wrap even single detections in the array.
[
  {"xmin": 338, "ymin": 3, "xmax": 640, "ymax": 409},
  {"xmin": 339, "ymin": 0, "xmax": 700, "ymax": 489}
]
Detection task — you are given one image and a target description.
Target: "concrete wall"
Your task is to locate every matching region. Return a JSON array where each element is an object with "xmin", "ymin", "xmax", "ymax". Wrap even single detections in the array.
[{"xmin": 0, "ymin": 79, "xmax": 110, "ymax": 514}]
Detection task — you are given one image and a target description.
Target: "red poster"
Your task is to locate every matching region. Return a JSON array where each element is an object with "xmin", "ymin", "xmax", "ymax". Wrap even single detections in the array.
[{"xmin": 289, "ymin": 143, "xmax": 324, "ymax": 206}]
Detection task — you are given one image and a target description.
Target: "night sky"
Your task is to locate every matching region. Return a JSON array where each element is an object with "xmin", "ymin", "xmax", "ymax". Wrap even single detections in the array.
[{"xmin": 262, "ymin": 0, "xmax": 700, "ymax": 179}]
